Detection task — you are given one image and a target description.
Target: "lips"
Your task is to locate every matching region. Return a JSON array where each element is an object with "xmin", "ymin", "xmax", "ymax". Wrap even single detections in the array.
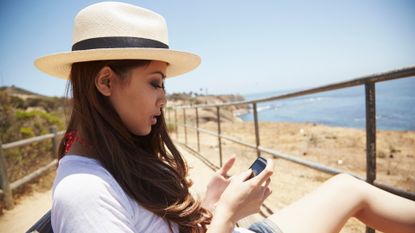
[
  {"xmin": 151, "ymin": 113, "xmax": 161, "ymax": 125},
  {"xmin": 151, "ymin": 116, "xmax": 157, "ymax": 125}
]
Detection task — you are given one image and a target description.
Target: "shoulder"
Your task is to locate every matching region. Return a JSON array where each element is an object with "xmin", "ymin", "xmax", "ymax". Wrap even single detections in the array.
[
  {"xmin": 51, "ymin": 155, "xmax": 136, "ymax": 232},
  {"xmin": 53, "ymin": 155, "xmax": 127, "ymax": 204}
]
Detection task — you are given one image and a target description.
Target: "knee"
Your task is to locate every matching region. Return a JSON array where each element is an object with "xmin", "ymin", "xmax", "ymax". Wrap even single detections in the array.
[
  {"xmin": 327, "ymin": 173, "xmax": 366, "ymax": 197},
  {"xmin": 325, "ymin": 174, "xmax": 371, "ymax": 217},
  {"xmin": 330, "ymin": 173, "xmax": 359, "ymax": 185}
]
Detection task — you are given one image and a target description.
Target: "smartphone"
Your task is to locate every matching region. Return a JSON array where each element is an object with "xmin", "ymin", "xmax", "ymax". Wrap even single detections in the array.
[{"xmin": 249, "ymin": 156, "xmax": 267, "ymax": 178}]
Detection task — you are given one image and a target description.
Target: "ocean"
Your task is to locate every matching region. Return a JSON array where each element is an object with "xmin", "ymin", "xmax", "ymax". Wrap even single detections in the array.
[{"xmin": 240, "ymin": 77, "xmax": 415, "ymax": 131}]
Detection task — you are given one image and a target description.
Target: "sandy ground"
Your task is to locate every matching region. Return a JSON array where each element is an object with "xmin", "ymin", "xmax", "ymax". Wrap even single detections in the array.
[
  {"xmin": 183, "ymin": 121, "xmax": 415, "ymax": 192},
  {"xmin": 0, "ymin": 190, "xmax": 52, "ymax": 233}
]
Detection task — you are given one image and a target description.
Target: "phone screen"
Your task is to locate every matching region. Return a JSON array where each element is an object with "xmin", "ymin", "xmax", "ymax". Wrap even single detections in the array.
[{"xmin": 249, "ymin": 157, "xmax": 267, "ymax": 177}]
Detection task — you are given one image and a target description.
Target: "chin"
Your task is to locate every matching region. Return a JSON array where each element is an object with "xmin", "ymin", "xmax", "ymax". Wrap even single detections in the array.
[{"xmin": 128, "ymin": 127, "xmax": 150, "ymax": 136}]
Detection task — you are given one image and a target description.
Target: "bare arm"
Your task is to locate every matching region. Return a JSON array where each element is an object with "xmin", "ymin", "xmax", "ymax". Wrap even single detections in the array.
[{"xmin": 207, "ymin": 159, "xmax": 274, "ymax": 233}]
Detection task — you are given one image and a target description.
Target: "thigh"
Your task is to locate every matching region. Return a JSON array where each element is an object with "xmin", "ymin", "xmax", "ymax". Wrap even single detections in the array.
[{"xmin": 267, "ymin": 174, "xmax": 364, "ymax": 233}]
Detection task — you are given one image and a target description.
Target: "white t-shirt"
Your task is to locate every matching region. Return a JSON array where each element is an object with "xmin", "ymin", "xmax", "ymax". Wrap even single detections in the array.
[{"xmin": 52, "ymin": 155, "xmax": 254, "ymax": 233}]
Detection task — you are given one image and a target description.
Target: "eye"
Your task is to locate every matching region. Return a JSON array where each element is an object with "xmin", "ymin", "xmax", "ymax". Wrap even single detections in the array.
[{"xmin": 151, "ymin": 81, "xmax": 165, "ymax": 91}]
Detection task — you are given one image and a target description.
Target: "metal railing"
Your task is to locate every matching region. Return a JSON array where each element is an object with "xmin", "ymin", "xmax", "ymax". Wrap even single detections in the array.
[
  {"xmin": 166, "ymin": 66, "xmax": 415, "ymax": 233},
  {"xmin": 0, "ymin": 128, "xmax": 64, "ymax": 209}
]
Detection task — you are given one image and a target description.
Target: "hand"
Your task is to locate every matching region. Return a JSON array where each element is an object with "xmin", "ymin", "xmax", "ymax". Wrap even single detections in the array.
[
  {"xmin": 202, "ymin": 155, "xmax": 236, "ymax": 212},
  {"xmin": 214, "ymin": 158, "xmax": 274, "ymax": 223}
]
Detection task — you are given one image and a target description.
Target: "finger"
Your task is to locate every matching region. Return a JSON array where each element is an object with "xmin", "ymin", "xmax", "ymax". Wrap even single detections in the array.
[
  {"xmin": 219, "ymin": 155, "xmax": 236, "ymax": 176},
  {"xmin": 238, "ymin": 169, "xmax": 253, "ymax": 181},
  {"xmin": 252, "ymin": 158, "xmax": 274, "ymax": 184},
  {"xmin": 263, "ymin": 187, "xmax": 272, "ymax": 199},
  {"xmin": 261, "ymin": 177, "xmax": 271, "ymax": 188}
]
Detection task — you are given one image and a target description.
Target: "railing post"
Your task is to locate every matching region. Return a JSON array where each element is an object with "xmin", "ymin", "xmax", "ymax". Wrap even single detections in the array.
[
  {"xmin": 365, "ymin": 82, "xmax": 376, "ymax": 233},
  {"xmin": 183, "ymin": 108, "xmax": 188, "ymax": 145},
  {"xmin": 168, "ymin": 107, "xmax": 172, "ymax": 124},
  {"xmin": 216, "ymin": 107, "xmax": 223, "ymax": 167},
  {"xmin": 50, "ymin": 126, "xmax": 58, "ymax": 157},
  {"xmin": 0, "ymin": 141, "xmax": 14, "ymax": 209},
  {"xmin": 253, "ymin": 103, "xmax": 261, "ymax": 157},
  {"xmin": 195, "ymin": 107, "xmax": 200, "ymax": 152},
  {"xmin": 174, "ymin": 109, "xmax": 178, "ymax": 140}
]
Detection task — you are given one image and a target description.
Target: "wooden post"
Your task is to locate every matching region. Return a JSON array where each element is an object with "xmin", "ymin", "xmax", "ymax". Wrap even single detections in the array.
[
  {"xmin": 183, "ymin": 108, "xmax": 187, "ymax": 144},
  {"xmin": 0, "ymin": 142, "xmax": 14, "ymax": 209},
  {"xmin": 216, "ymin": 107, "xmax": 223, "ymax": 167},
  {"xmin": 174, "ymin": 109, "xmax": 178, "ymax": 140},
  {"xmin": 365, "ymin": 82, "xmax": 376, "ymax": 233},
  {"xmin": 253, "ymin": 103, "xmax": 261, "ymax": 157},
  {"xmin": 195, "ymin": 107, "xmax": 200, "ymax": 152},
  {"xmin": 168, "ymin": 107, "xmax": 172, "ymax": 125},
  {"xmin": 50, "ymin": 127, "xmax": 58, "ymax": 157}
]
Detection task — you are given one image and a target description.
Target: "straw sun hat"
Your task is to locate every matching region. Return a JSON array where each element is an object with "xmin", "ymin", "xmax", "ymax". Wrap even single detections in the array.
[{"xmin": 35, "ymin": 1, "xmax": 201, "ymax": 79}]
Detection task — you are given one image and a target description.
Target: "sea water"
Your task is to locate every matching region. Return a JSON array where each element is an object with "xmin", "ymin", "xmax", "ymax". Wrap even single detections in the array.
[{"xmin": 240, "ymin": 77, "xmax": 415, "ymax": 131}]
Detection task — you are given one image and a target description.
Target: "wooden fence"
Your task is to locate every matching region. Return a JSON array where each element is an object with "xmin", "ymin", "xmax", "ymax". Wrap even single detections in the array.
[{"xmin": 0, "ymin": 128, "xmax": 64, "ymax": 209}]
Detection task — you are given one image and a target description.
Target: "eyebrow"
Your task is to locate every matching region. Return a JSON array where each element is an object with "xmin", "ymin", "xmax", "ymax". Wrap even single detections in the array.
[{"xmin": 149, "ymin": 71, "xmax": 166, "ymax": 80}]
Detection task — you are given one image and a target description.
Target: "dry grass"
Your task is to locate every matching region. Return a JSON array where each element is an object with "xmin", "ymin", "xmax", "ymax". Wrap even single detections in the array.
[{"xmin": 175, "ymin": 121, "xmax": 415, "ymax": 233}]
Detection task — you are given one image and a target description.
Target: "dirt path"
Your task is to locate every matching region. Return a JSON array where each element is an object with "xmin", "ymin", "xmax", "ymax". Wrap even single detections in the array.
[{"xmin": 0, "ymin": 190, "xmax": 52, "ymax": 233}]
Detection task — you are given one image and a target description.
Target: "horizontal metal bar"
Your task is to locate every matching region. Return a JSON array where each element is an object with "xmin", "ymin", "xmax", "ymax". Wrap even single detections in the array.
[
  {"xmin": 181, "ymin": 123, "xmax": 351, "ymax": 176},
  {"xmin": 195, "ymin": 127, "xmax": 218, "ymax": 137},
  {"xmin": 177, "ymin": 141, "xmax": 220, "ymax": 171},
  {"xmin": 180, "ymin": 124, "xmax": 257, "ymax": 149},
  {"xmin": 180, "ymin": 124, "xmax": 218, "ymax": 137},
  {"xmin": 220, "ymin": 134, "xmax": 257, "ymax": 150},
  {"xmin": 176, "ymin": 66, "xmax": 415, "ymax": 109},
  {"xmin": 258, "ymin": 146, "xmax": 351, "ymax": 176},
  {"xmin": 2, "ymin": 131, "xmax": 65, "ymax": 150},
  {"xmin": 373, "ymin": 182, "xmax": 415, "ymax": 201}
]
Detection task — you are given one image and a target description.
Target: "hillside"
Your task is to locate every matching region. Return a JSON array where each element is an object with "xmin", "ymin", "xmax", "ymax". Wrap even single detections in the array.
[{"xmin": 166, "ymin": 92, "xmax": 248, "ymax": 124}]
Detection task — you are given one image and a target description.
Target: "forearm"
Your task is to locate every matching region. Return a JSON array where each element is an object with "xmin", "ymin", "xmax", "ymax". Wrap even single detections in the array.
[{"xmin": 206, "ymin": 205, "xmax": 236, "ymax": 233}]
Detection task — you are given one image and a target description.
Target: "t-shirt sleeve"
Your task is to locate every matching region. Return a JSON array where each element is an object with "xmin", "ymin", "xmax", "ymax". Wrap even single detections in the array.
[
  {"xmin": 233, "ymin": 227, "xmax": 256, "ymax": 233},
  {"xmin": 52, "ymin": 172, "xmax": 135, "ymax": 233}
]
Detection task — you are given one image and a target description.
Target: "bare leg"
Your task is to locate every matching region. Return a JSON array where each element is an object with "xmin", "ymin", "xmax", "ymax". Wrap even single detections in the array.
[{"xmin": 267, "ymin": 173, "xmax": 415, "ymax": 233}]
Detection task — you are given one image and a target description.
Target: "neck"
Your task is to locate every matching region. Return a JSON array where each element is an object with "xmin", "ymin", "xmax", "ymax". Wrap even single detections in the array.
[
  {"xmin": 67, "ymin": 141, "xmax": 95, "ymax": 158},
  {"xmin": 65, "ymin": 129, "xmax": 96, "ymax": 159}
]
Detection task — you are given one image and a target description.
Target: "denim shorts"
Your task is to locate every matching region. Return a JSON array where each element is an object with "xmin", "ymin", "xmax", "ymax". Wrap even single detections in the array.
[{"xmin": 248, "ymin": 219, "xmax": 284, "ymax": 233}]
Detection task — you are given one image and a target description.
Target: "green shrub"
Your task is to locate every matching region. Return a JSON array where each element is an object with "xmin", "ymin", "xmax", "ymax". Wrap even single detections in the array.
[{"xmin": 20, "ymin": 127, "xmax": 35, "ymax": 137}]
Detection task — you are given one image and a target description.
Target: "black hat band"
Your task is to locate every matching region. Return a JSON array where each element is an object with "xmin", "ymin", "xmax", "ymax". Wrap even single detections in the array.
[{"xmin": 72, "ymin": 36, "xmax": 169, "ymax": 51}]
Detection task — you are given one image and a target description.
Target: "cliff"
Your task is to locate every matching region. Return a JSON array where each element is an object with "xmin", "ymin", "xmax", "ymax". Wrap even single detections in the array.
[{"xmin": 166, "ymin": 93, "xmax": 248, "ymax": 124}]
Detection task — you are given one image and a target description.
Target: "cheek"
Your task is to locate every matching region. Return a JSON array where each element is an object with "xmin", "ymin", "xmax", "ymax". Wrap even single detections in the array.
[{"xmin": 110, "ymin": 89, "xmax": 152, "ymax": 134}]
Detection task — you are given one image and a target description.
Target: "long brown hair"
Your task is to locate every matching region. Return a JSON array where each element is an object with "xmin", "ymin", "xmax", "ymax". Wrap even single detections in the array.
[{"xmin": 58, "ymin": 60, "xmax": 212, "ymax": 232}]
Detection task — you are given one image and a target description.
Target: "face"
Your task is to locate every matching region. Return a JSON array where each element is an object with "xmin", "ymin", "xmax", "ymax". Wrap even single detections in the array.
[{"xmin": 109, "ymin": 61, "xmax": 167, "ymax": 136}]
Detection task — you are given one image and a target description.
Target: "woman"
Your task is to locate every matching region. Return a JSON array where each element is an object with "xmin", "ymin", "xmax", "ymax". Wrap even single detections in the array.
[{"xmin": 35, "ymin": 2, "xmax": 415, "ymax": 233}]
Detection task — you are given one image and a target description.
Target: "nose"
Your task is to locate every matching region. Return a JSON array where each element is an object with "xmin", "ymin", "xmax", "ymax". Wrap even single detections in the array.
[{"xmin": 158, "ymin": 91, "xmax": 167, "ymax": 108}]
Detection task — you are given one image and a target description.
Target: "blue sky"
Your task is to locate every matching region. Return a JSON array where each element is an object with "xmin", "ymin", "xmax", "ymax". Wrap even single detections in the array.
[{"xmin": 1, "ymin": 0, "xmax": 414, "ymax": 97}]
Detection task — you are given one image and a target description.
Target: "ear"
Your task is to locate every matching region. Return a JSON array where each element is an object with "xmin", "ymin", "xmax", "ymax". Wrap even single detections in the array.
[{"xmin": 95, "ymin": 66, "xmax": 115, "ymax": 96}]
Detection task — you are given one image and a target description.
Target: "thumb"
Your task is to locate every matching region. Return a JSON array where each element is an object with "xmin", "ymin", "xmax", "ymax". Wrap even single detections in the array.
[{"xmin": 237, "ymin": 169, "xmax": 253, "ymax": 182}]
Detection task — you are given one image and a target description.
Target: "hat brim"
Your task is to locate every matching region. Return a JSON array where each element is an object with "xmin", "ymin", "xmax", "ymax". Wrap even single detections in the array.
[{"xmin": 35, "ymin": 48, "xmax": 201, "ymax": 79}]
